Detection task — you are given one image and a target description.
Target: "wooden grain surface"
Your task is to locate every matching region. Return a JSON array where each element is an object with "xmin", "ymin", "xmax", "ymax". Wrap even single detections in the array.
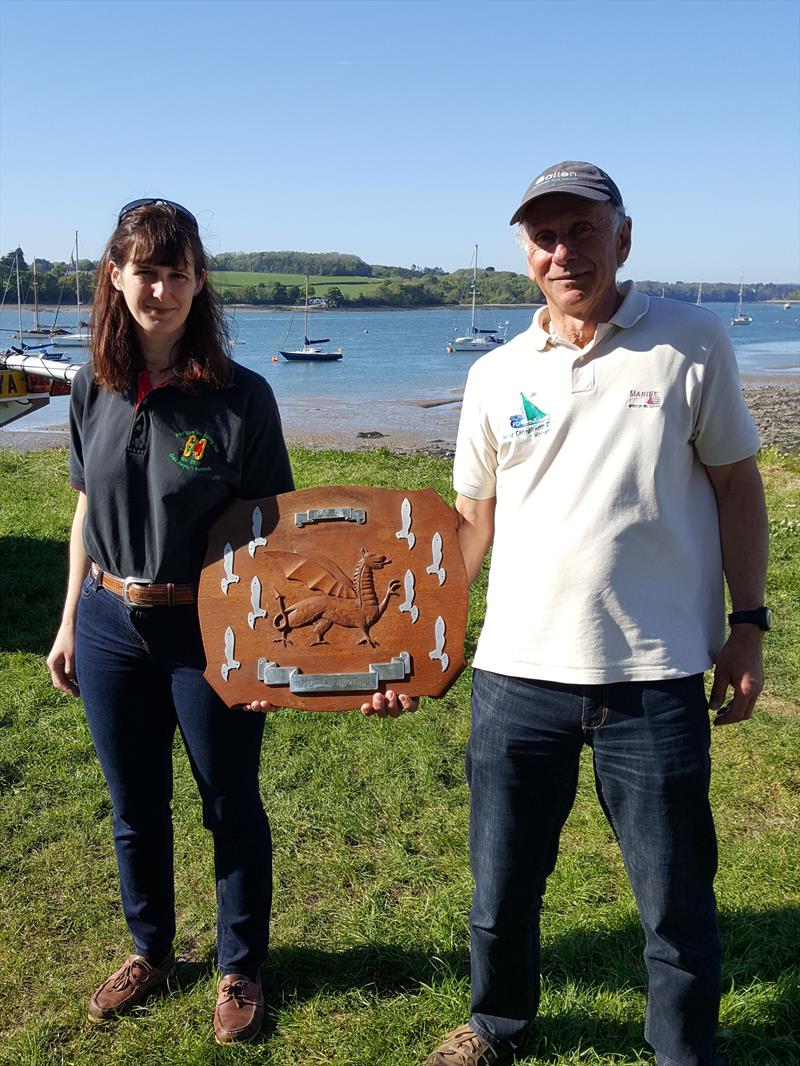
[{"xmin": 199, "ymin": 485, "xmax": 468, "ymax": 710}]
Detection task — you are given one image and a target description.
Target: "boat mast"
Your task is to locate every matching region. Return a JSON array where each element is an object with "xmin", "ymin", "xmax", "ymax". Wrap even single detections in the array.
[
  {"xmin": 32, "ymin": 257, "xmax": 40, "ymax": 330},
  {"xmin": 696, "ymin": 280, "xmax": 702, "ymax": 306},
  {"xmin": 737, "ymin": 273, "xmax": 744, "ymax": 316},
  {"xmin": 470, "ymin": 244, "xmax": 478, "ymax": 336},
  {"xmin": 303, "ymin": 274, "xmax": 309, "ymax": 343},
  {"xmin": 15, "ymin": 250, "xmax": 23, "ymax": 341},
  {"xmin": 74, "ymin": 231, "xmax": 82, "ymax": 332}
]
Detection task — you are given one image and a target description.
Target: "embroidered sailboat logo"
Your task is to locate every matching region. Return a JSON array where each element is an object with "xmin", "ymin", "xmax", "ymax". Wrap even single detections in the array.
[{"xmin": 510, "ymin": 393, "xmax": 550, "ymax": 430}]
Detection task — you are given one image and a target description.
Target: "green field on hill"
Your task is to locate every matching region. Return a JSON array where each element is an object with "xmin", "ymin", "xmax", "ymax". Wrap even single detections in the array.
[{"xmin": 209, "ymin": 271, "xmax": 385, "ymax": 298}]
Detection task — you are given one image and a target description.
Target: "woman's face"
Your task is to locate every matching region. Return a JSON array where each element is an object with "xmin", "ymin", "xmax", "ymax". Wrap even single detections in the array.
[{"xmin": 109, "ymin": 250, "xmax": 205, "ymax": 345}]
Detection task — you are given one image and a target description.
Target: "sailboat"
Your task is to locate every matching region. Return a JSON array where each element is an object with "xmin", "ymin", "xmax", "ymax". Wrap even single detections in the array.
[
  {"xmin": 447, "ymin": 245, "xmax": 508, "ymax": 353},
  {"xmin": 46, "ymin": 232, "xmax": 90, "ymax": 346},
  {"xmin": 15, "ymin": 258, "xmax": 70, "ymax": 340},
  {"xmin": 278, "ymin": 275, "xmax": 343, "ymax": 362},
  {"xmin": 731, "ymin": 274, "xmax": 752, "ymax": 326},
  {"xmin": 1, "ymin": 251, "xmax": 60, "ymax": 355}
]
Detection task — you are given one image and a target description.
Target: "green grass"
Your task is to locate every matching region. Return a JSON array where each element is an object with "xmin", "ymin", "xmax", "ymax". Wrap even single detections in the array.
[
  {"xmin": 0, "ymin": 447, "xmax": 797, "ymax": 1065},
  {"xmin": 208, "ymin": 272, "xmax": 386, "ymax": 298}
]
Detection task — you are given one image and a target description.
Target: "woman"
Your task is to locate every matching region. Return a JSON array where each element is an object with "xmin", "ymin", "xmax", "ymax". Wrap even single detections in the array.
[{"xmin": 47, "ymin": 198, "xmax": 294, "ymax": 1044}]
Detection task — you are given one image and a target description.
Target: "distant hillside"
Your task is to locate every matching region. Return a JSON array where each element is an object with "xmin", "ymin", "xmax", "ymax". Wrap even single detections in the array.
[
  {"xmin": 637, "ymin": 280, "xmax": 800, "ymax": 303},
  {"xmin": 209, "ymin": 266, "xmax": 540, "ymax": 307},
  {"xmin": 210, "ymin": 250, "xmax": 446, "ymax": 279}
]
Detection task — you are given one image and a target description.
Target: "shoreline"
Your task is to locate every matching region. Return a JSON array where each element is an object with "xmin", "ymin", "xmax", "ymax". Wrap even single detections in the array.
[
  {"xmin": 7, "ymin": 298, "xmax": 798, "ymax": 315},
  {"xmin": 2, "ymin": 383, "xmax": 798, "ymax": 457}
]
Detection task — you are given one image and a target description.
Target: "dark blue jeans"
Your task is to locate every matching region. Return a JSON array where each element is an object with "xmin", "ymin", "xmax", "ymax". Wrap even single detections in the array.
[
  {"xmin": 467, "ymin": 669, "xmax": 722, "ymax": 1066},
  {"xmin": 75, "ymin": 573, "xmax": 270, "ymax": 979}
]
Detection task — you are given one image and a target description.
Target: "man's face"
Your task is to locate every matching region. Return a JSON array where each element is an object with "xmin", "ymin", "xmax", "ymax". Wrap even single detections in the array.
[{"xmin": 522, "ymin": 194, "xmax": 631, "ymax": 322}]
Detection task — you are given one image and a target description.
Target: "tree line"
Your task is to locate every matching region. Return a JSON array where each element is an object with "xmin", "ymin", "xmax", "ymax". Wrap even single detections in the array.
[
  {"xmin": 1, "ymin": 249, "xmax": 96, "ymax": 306},
  {"xmin": 3, "ymin": 247, "xmax": 798, "ymax": 310},
  {"xmin": 636, "ymin": 281, "xmax": 800, "ymax": 303}
]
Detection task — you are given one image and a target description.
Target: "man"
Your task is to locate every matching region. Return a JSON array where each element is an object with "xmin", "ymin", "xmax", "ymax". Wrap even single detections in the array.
[{"xmin": 425, "ymin": 162, "xmax": 769, "ymax": 1066}]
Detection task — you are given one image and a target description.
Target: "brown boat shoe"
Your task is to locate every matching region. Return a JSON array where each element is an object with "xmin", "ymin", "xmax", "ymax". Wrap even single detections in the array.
[
  {"xmin": 88, "ymin": 949, "xmax": 175, "ymax": 1021},
  {"xmin": 213, "ymin": 973, "xmax": 264, "ymax": 1044},
  {"xmin": 425, "ymin": 1024, "xmax": 510, "ymax": 1065}
]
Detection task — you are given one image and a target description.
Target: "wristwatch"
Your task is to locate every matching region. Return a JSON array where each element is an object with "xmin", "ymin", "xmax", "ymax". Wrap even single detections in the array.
[{"xmin": 728, "ymin": 607, "xmax": 773, "ymax": 631}]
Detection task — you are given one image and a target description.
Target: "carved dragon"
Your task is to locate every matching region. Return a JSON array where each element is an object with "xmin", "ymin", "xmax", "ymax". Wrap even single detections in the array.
[{"xmin": 269, "ymin": 546, "xmax": 401, "ymax": 648}]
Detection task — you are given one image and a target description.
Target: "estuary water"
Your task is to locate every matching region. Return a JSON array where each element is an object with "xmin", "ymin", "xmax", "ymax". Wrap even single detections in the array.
[{"xmin": 2, "ymin": 300, "xmax": 798, "ymax": 441}]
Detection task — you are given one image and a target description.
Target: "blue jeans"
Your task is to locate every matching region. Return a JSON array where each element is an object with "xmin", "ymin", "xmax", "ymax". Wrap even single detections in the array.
[
  {"xmin": 467, "ymin": 669, "xmax": 722, "ymax": 1066},
  {"xmin": 75, "ymin": 573, "xmax": 271, "ymax": 978}
]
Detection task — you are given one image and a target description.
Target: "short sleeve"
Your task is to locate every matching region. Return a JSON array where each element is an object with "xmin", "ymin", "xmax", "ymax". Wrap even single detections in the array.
[
  {"xmin": 692, "ymin": 324, "xmax": 760, "ymax": 467},
  {"xmin": 239, "ymin": 373, "xmax": 295, "ymax": 499},
  {"xmin": 453, "ymin": 363, "xmax": 498, "ymax": 499},
  {"xmin": 68, "ymin": 363, "xmax": 92, "ymax": 492}
]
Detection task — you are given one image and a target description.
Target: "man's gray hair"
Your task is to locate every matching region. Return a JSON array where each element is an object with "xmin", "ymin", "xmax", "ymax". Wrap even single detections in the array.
[{"xmin": 516, "ymin": 202, "xmax": 628, "ymax": 253}]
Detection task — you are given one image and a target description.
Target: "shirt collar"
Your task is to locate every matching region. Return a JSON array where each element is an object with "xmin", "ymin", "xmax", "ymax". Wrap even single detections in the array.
[
  {"xmin": 529, "ymin": 280, "xmax": 650, "ymax": 351},
  {"xmin": 610, "ymin": 280, "xmax": 650, "ymax": 327}
]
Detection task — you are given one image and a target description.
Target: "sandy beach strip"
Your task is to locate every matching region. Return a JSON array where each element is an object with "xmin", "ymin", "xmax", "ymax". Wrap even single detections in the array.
[{"xmin": 1, "ymin": 382, "xmax": 798, "ymax": 457}]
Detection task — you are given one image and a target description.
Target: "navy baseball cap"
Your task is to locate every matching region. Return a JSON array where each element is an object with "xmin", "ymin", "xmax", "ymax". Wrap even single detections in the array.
[{"xmin": 509, "ymin": 161, "xmax": 624, "ymax": 225}]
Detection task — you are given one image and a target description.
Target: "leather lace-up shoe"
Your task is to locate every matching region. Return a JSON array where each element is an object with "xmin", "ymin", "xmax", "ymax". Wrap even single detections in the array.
[
  {"xmin": 213, "ymin": 973, "xmax": 263, "ymax": 1044},
  {"xmin": 425, "ymin": 1024, "xmax": 510, "ymax": 1065},
  {"xmin": 88, "ymin": 949, "xmax": 175, "ymax": 1021}
]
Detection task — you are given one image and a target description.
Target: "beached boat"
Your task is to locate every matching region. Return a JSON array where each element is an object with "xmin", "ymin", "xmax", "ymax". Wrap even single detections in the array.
[
  {"xmin": 278, "ymin": 275, "xmax": 343, "ymax": 362},
  {"xmin": 731, "ymin": 275, "xmax": 752, "ymax": 326},
  {"xmin": 447, "ymin": 245, "xmax": 507, "ymax": 353},
  {"xmin": 0, "ymin": 349, "xmax": 80, "ymax": 428}
]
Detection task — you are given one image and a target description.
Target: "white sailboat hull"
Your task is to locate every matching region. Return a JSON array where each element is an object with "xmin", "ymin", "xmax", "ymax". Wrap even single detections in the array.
[
  {"xmin": 447, "ymin": 244, "xmax": 508, "ymax": 353},
  {"xmin": 48, "ymin": 333, "xmax": 90, "ymax": 346},
  {"xmin": 449, "ymin": 336, "xmax": 506, "ymax": 352}
]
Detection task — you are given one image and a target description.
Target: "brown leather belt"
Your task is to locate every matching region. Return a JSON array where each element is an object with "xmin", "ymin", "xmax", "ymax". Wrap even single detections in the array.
[{"xmin": 91, "ymin": 564, "xmax": 196, "ymax": 607}]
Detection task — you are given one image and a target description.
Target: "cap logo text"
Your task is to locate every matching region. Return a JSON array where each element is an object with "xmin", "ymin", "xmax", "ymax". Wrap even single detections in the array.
[{"xmin": 534, "ymin": 170, "xmax": 578, "ymax": 186}]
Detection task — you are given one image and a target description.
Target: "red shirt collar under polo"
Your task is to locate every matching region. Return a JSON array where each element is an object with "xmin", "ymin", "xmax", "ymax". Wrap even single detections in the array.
[{"xmin": 136, "ymin": 369, "xmax": 176, "ymax": 410}]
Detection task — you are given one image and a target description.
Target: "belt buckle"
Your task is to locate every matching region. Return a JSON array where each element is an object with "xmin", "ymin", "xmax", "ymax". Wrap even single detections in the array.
[{"xmin": 122, "ymin": 576, "xmax": 150, "ymax": 607}]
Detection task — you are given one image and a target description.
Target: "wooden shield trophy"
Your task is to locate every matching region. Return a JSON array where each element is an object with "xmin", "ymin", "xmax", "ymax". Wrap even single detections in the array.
[{"xmin": 199, "ymin": 486, "xmax": 468, "ymax": 711}]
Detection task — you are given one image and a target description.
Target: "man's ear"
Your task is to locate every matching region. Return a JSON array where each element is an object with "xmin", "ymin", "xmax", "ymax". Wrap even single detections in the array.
[{"xmin": 618, "ymin": 217, "xmax": 632, "ymax": 266}]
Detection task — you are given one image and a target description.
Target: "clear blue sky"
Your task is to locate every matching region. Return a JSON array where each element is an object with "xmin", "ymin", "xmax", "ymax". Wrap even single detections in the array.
[{"xmin": 2, "ymin": 0, "xmax": 798, "ymax": 283}]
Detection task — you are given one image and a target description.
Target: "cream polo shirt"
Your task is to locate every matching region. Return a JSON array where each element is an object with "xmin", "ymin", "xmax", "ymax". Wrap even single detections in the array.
[{"xmin": 454, "ymin": 281, "xmax": 761, "ymax": 684}]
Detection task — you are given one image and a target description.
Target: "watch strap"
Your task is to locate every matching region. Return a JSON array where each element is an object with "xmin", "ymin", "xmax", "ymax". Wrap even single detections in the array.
[{"xmin": 727, "ymin": 607, "xmax": 771, "ymax": 631}]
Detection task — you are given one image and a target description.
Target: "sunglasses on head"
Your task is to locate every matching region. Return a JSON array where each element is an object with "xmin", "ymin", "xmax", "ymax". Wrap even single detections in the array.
[{"xmin": 117, "ymin": 198, "xmax": 198, "ymax": 228}]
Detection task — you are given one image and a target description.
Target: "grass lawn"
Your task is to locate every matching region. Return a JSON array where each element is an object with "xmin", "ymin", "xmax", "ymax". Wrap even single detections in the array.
[
  {"xmin": 208, "ymin": 272, "xmax": 385, "ymax": 299},
  {"xmin": 0, "ymin": 446, "xmax": 797, "ymax": 1065}
]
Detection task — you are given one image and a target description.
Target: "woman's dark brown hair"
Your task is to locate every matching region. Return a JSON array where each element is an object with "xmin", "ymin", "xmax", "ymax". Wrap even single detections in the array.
[{"xmin": 91, "ymin": 202, "xmax": 232, "ymax": 392}]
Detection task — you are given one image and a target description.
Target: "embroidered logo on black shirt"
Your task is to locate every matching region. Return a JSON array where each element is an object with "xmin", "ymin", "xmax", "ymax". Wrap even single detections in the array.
[{"xmin": 169, "ymin": 429, "xmax": 219, "ymax": 473}]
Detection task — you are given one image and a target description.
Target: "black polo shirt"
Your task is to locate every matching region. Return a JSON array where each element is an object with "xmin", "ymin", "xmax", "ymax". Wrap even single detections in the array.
[{"xmin": 69, "ymin": 361, "xmax": 294, "ymax": 584}]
